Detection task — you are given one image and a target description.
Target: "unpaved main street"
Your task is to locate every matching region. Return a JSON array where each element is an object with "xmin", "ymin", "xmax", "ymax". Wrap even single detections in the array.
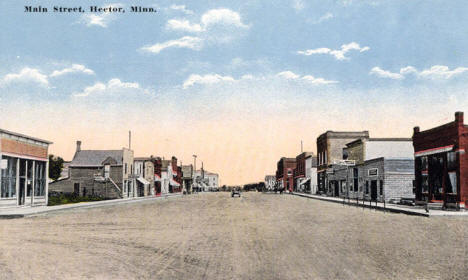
[{"xmin": 0, "ymin": 193, "xmax": 467, "ymax": 279}]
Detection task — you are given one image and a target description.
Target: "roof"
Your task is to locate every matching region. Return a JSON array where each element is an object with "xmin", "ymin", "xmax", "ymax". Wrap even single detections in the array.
[
  {"xmin": 0, "ymin": 128, "xmax": 53, "ymax": 144},
  {"xmin": 134, "ymin": 157, "xmax": 152, "ymax": 161},
  {"xmin": 347, "ymin": 137, "xmax": 412, "ymax": 147},
  {"xmin": 317, "ymin": 130, "xmax": 369, "ymax": 140},
  {"xmin": 70, "ymin": 150, "xmax": 123, "ymax": 167}
]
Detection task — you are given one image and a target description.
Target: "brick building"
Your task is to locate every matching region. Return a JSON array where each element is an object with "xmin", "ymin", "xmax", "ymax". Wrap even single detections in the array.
[
  {"xmin": 413, "ymin": 112, "xmax": 468, "ymax": 209},
  {"xmin": 293, "ymin": 152, "xmax": 316, "ymax": 193},
  {"xmin": 275, "ymin": 157, "xmax": 296, "ymax": 192},
  {"xmin": 49, "ymin": 141, "xmax": 135, "ymax": 199},
  {"xmin": 0, "ymin": 129, "xmax": 52, "ymax": 207},
  {"xmin": 316, "ymin": 131, "xmax": 369, "ymax": 194}
]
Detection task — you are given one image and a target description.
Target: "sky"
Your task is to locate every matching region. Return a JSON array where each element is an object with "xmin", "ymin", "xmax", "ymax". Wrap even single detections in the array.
[{"xmin": 1, "ymin": 0, "xmax": 468, "ymax": 185}]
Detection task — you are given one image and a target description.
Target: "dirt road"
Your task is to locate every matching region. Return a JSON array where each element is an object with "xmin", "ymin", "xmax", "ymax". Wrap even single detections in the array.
[{"xmin": 0, "ymin": 193, "xmax": 466, "ymax": 279}]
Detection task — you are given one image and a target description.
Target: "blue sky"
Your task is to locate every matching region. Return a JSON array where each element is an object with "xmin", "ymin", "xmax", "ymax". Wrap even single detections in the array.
[{"xmin": 1, "ymin": 0, "xmax": 468, "ymax": 184}]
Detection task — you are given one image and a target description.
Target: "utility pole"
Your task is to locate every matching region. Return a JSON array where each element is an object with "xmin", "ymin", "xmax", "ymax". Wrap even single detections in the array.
[
  {"xmin": 129, "ymin": 130, "xmax": 131, "ymax": 149},
  {"xmin": 193, "ymin": 155, "xmax": 197, "ymax": 192}
]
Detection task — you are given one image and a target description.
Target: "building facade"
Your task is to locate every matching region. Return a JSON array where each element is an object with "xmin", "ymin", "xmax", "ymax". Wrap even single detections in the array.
[
  {"xmin": 264, "ymin": 175, "xmax": 276, "ymax": 191},
  {"xmin": 293, "ymin": 152, "xmax": 314, "ymax": 193},
  {"xmin": 275, "ymin": 157, "xmax": 296, "ymax": 192},
  {"xmin": 305, "ymin": 155, "xmax": 318, "ymax": 194},
  {"xmin": 49, "ymin": 141, "xmax": 135, "ymax": 199},
  {"xmin": 134, "ymin": 157, "xmax": 154, "ymax": 197},
  {"xmin": 316, "ymin": 131, "xmax": 369, "ymax": 194},
  {"xmin": 0, "ymin": 129, "xmax": 52, "ymax": 208},
  {"xmin": 181, "ymin": 165, "xmax": 193, "ymax": 194},
  {"xmin": 413, "ymin": 112, "xmax": 468, "ymax": 209}
]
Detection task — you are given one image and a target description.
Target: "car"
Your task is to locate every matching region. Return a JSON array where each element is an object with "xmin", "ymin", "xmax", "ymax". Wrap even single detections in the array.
[{"xmin": 231, "ymin": 188, "xmax": 241, "ymax": 197}]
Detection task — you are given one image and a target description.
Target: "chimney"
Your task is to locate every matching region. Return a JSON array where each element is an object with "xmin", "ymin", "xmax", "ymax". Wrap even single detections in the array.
[
  {"xmin": 76, "ymin": 141, "xmax": 82, "ymax": 152},
  {"xmin": 455, "ymin": 111, "xmax": 464, "ymax": 124},
  {"xmin": 413, "ymin": 126, "xmax": 420, "ymax": 134}
]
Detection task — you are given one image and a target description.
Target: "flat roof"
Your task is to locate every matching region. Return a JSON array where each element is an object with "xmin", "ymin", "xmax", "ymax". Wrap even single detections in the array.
[{"xmin": 0, "ymin": 128, "xmax": 53, "ymax": 144}]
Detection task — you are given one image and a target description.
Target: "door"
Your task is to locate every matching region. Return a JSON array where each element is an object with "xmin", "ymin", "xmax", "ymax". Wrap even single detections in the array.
[
  {"xmin": 18, "ymin": 159, "xmax": 27, "ymax": 205},
  {"xmin": 371, "ymin": 180, "xmax": 378, "ymax": 201},
  {"xmin": 334, "ymin": 181, "xmax": 339, "ymax": 197}
]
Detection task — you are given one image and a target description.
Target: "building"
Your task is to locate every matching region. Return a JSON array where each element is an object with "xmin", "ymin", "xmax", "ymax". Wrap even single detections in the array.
[
  {"xmin": 327, "ymin": 137, "xmax": 415, "ymax": 202},
  {"xmin": 154, "ymin": 157, "xmax": 170, "ymax": 195},
  {"xmin": 193, "ymin": 169, "xmax": 219, "ymax": 191},
  {"xmin": 293, "ymin": 152, "xmax": 315, "ymax": 193},
  {"xmin": 413, "ymin": 112, "xmax": 468, "ymax": 209},
  {"xmin": 316, "ymin": 131, "xmax": 369, "ymax": 194},
  {"xmin": 305, "ymin": 155, "xmax": 318, "ymax": 194},
  {"xmin": 264, "ymin": 175, "xmax": 276, "ymax": 191},
  {"xmin": 0, "ymin": 128, "xmax": 52, "ymax": 207},
  {"xmin": 49, "ymin": 141, "xmax": 135, "ymax": 199},
  {"xmin": 134, "ymin": 157, "xmax": 154, "ymax": 197},
  {"xmin": 181, "ymin": 165, "xmax": 193, "ymax": 194},
  {"xmin": 169, "ymin": 157, "xmax": 182, "ymax": 193},
  {"xmin": 276, "ymin": 157, "xmax": 296, "ymax": 192}
]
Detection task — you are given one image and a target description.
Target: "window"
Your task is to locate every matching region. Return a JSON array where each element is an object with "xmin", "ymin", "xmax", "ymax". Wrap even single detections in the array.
[
  {"xmin": 1, "ymin": 156, "xmax": 17, "ymax": 198},
  {"xmin": 447, "ymin": 152, "xmax": 457, "ymax": 170},
  {"xmin": 34, "ymin": 161, "xmax": 46, "ymax": 196},
  {"xmin": 125, "ymin": 163, "xmax": 127, "ymax": 175},
  {"xmin": 74, "ymin": 183, "xmax": 80, "ymax": 195},
  {"xmin": 365, "ymin": 181, "xmax": 369, "ymax": 194},
  {"xmin": 104, "ymin": 165, "xmax": 110, "ymax": 179},
  {"xmin": 446, "ymin": 172, "xmax": 457, "ymax": 194},
  {"xmin": 379, "ymin": 180, "xmax": 383, "ymax": 196}
]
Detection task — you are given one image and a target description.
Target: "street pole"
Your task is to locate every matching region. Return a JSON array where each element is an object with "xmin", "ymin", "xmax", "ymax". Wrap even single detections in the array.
[{"xmin": 193, "ymin": 155, "xmax": 197, "ymax": 193}]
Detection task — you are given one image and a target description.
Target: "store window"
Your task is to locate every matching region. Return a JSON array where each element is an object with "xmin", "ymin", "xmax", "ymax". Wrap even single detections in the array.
[
  {"xmin": 1, "ymin": 156, "xmax": 17, "ymax": 198},
  {"xmin": 446, "ymin": 172, "xmax": 457, "ymax": 194},
  {"xmin": 34, "ymin": 161, "xmax": 46, "ymax": 196}
]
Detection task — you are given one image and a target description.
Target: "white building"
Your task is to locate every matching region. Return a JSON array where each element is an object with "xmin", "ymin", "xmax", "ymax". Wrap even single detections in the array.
[
  {"xmin": 264, "ymin": 175, "xmax": 276, "ymax": 191},
  {"xmin": 194, "ymin": 170, "xmax": 219, "ymax": 191},
  {"xmin": 305, "ymin": 155, "xmax": 318, "ymax": 194}
]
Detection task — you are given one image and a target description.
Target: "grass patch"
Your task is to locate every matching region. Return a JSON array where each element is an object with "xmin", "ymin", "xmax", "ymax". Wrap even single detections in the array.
[{"xmin": 48, "ymin": 193, "xmax": 108, "ymax": 206}]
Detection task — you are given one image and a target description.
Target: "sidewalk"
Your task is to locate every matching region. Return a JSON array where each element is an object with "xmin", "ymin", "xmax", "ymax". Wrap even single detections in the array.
[
  {"xmin": 291, "ymin": 192, "xmax": 468, "ymax": 217},
  {"xmin": 0, "ymin": 193, "xmax": 183, "ymax": 219}
]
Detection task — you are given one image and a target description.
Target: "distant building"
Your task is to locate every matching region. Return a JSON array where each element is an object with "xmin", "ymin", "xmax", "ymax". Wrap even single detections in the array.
[
  {"xmin": 0, "ymin": 128, "xmax": 52, "ymax": 207},
  {"xmin": 264, "ymin": 175, "xmax": 276, "ymax": 191},
  {"xmin": 134, "ymin": 157, "xmax": 154, "ymax": 197},
  {"xmin": 59, "ymin": 161, "xmax": 71, "ymax": 180},
  {"xmin": 49, "ymin": 141, "xmax": 135, "ymax": 199},
  {"xmin": 293, "ymin": 152, "xmax": 315, "ymax": 193},
  {"xmin": 316, "ymin": 131, "xmax": 369, "ymax": 194},
  {"xmin": 413, "ymin": 112, "xmax": 468, "ymax": 209},
  {"xmin": 276, "ymin": 157, "xmax": 296, "ymax": 192},
  {"xmin": 181, "ymin": 165, "xmax": 193, "ymax": 193},
  {"xmin": 305, "ymin": 154, "xmax": 318, "ymax": 194},
  {"xmin": 194, "ymin": 169, "xmax": 219, "ymax": 191}
]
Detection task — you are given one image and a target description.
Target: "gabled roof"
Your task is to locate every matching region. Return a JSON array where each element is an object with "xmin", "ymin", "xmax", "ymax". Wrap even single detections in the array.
[{"xmin": 70, "ymin": 150, "xmax": 123, "ymax": 167}]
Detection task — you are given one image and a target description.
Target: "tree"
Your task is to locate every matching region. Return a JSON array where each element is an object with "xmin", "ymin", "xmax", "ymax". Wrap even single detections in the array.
[{"xmin": 49, "ymin": 154, "xmax": 64, "ymax": 181}]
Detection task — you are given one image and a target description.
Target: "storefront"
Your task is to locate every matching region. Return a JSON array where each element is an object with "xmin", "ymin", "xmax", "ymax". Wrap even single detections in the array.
[
  {"xmin": 413, "ymin": 112, "xmax": 468, "ymax": 209},
  {"xmin": 0, "ymin": 129, "xmax": 51, "ymax": 208}
]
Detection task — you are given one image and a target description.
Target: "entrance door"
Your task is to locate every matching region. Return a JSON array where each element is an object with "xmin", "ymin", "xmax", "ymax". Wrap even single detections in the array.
[
  {"xmin": 371, "ymin": 180, "xmax": 378, "ymax": 201},
  {"xmin": 334, "ymin": 181, "xmax": 339, "ymax": 197}
]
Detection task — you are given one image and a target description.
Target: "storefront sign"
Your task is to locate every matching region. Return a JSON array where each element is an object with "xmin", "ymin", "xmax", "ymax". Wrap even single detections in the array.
[{"xmin": 368, "ymin": 168, "xmax": 378, "ymax": 176}]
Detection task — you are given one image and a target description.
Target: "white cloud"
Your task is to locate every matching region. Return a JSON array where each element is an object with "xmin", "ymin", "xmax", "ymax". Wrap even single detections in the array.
[
  {"xmin": 277, "ymin": 71, "xmax": 300, "ymax": 80},
  {"xmin": 312, "ymin": 12, "xmax": 334, "ymax": 24},
  {"xmin": 167, "ymin": 8, "xmax": 249, "ymax": 33},
  {"xmin": 369, "ymin": 67, "xmax": 404, "ymax": 80},
  {"xmin": 50, "ymin": 64, "xmax": 95, "ymax": 77},
  {"xmin": 168, "ymin": 4, "xmax": 193, "ymax": 15},
  {"xmin": 166, "ymin": 19, "xmax": 203, "ymax": 32},
  {"xmin": 200, "ymin": 8, "xmax": 249, "ymax": 29},
  {"xmin": 419, "ymin": 65, "xmax": 468, "ymax": 79},
  {"xmin": 277, "ymin": 71, "xmax": 338, "ymax": 84},
  {"xmin": 292, "ymin": 0, "xmax": 305, "ymax": 11},
  {"xmin": 80, "ymin": 3, "xmax": 123, "ymax": 28},
  {"xmin": 2, "ymin": 67, "xmax": 49, "ymax": 87},
  {"xmin": 183, "ymin": 74, "xmax": 235, "ymax": 89},
  {"xmin": 140, "ymin": 36, "xmax": 203, "ymax": 53},
  {"xmin": 73, "ymin": 78, "xmax": 147, "ymax": 97},
  {"xmin": 370, "ymin": 65, "xmax": 468, "ymax": 80},
  {"xmin": 297, "ymin": 42, "xmax": 370, "ymax": 60}
]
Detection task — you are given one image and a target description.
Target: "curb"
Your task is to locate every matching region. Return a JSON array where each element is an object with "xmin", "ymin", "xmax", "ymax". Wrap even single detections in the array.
[{"xmin": 290, "ymin": 192, "xmax": 430, "ymax": 217}]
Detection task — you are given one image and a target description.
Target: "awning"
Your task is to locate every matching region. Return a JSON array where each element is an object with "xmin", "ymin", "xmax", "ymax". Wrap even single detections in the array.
[
  {"xmin": 415, "ymin": 145, "xmax": 453, "ymax": 157},
  {"xmin": 137, "ymin": 177, "xmax": 150, "ymax": 185},
  {"xmin": 170, "ymin": 178, "xmax": 181, "ymax": 187},
  {"xmin": 299, "ymin": 178, "xmax": 310, "ymax": 185}
]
